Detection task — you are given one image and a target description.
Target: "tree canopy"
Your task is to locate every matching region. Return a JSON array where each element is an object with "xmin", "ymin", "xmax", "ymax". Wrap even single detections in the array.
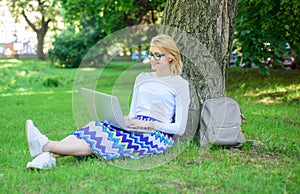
[
  {"xmin": 10, "ymin": 0, "xmax": 298, "ymax": 69},
  {"xmin": 61, "ymin": 0, "xmax": 165, "ymax": 34},
  {"xmin": 49, "ymin": 0, "xmax": 165, "ymax": 67},
  {"xmin": 8, "ymin": 0, "xmax": 61, "ymax": 60},
  {"xmin": 235, "ymin": 0, "xmax": 300, "ymax": 70}
]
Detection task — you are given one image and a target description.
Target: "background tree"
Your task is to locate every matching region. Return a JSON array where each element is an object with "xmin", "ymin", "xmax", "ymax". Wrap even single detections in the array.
[
  {"xmin": 8, "ymin": 0, "xmax": 61, "ymax": 60},
  {"xmin": 49, "ymin": 0, "xmax": 165, "ymax": 67},
  {"xmin": 61, "ymin": 0, "xmax": 165, "ymax": 34},
  {"xmin": 161, "ymin": 0, "xmax": 238, "ymax": 138},
  {"xmin": 235, "ymin": 0, "xmax": 300, "ymax": 70}
]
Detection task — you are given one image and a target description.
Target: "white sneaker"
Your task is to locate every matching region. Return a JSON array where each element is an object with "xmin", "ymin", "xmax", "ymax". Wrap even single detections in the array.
[
  {"xmin": 26, "ymin": 120, "xmax": 49, "ymax": 157},
  {"xmin": 26, "ymin": 152, "xmax": 56, "ymax": 169}
]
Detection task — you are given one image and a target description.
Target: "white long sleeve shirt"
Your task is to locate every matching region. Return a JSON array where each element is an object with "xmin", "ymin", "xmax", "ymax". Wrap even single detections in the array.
[{"xmin": 129, "ymin": 72, "xmax": 190, "ymax": 135}]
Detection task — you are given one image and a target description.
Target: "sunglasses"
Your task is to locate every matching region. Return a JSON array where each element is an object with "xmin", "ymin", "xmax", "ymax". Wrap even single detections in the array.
[{"xmin": 146, "ymin": 50, "xmax": 166, "ymax": 61}]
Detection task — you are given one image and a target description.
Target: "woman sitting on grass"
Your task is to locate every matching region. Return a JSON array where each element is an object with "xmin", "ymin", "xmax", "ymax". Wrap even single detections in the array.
[{"xmin": 25, "ymin": 34, "xmax": 190, "ymax": 169}]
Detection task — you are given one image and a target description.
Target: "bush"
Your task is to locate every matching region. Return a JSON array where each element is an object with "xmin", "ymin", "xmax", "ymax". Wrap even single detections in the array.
[
  {"xmin": 42, "ymin": 76, "xmax": 60, "ymax": 87},
  {"xmin": 49, "ymin": 21, "xmax": 106, "ymax": 68},
  {"xmin": 48, "ymin": 28, "xmax": 87, "ymax": 68}
]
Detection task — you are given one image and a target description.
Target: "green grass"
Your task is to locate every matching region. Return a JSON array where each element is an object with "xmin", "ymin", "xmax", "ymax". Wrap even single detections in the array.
[{"xmin": 0, "ymin": 59, "xmax": 299, "ymax": 193}]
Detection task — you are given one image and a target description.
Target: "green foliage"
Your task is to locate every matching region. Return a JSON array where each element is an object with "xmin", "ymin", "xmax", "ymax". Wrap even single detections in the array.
[
  {"xmin": 48, "ymin": 20, "xmax": 106, "ymax": 68},
  {"xmin": 8, "ymin": 0, "xmax": 60, "ymax": 24},
  {"xmin": 7, "ymin": 0, "xmax": 61, "ymax": 59},
  {"xmin": 42, "ymin": 76, "xmax": 61, "ymax": 87},
  {"xmin": 48, "ymin": 0, "xmax": 165, "ymax": 67},
  {"xmin": 48, "ymin": 27, "xmax": 86, "ymax": 68},
  {"xmin": 235, "ymin": 0, "xmax": 300, "ymax": 69},
  {"xmin": 61, "ymin": 0, "xmax": 165, "ymax": 34}
]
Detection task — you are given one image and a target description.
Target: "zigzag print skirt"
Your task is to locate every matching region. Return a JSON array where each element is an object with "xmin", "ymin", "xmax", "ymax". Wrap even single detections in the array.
[{"xmin": 72, "ymin": 116, "xmax": 174, "ymax": 160}]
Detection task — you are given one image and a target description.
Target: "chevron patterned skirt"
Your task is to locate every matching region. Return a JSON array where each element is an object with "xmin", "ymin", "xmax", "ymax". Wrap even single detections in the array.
[{"xmin": 72, "ymin": 116, "xmax": 174, "ymax": 160}]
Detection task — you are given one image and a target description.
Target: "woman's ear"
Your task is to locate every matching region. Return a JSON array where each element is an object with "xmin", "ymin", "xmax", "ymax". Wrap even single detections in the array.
[{"xmin": 169, "ymin": 58, "xmax": 173, "ymax": 62}]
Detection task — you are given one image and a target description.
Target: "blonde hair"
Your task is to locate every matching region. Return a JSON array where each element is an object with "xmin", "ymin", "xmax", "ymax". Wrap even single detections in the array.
[{"xmin": 150, "ymin": 34, "xmax": 183, "ymax": 75}]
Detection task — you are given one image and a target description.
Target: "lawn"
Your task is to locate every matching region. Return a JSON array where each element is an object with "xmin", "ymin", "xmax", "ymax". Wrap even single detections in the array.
[{"xmin": 0, "ymin": 59, "xmax": 299, "ymax": 193}]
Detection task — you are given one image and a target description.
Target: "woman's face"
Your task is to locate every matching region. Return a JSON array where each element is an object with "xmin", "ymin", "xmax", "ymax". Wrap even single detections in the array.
[{"xmin": 149, "ymin": 45, "xmax": 171, "ymax": 73}]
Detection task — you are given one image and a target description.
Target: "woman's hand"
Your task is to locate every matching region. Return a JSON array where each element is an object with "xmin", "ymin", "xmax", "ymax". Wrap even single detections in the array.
[{"xmin": 124, "ymin": 117, "xmax": 154, "ymax": 129}]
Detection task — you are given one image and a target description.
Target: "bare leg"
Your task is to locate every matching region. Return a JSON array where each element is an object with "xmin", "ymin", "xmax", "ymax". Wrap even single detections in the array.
[{"xmin": 43, "ymin": 135, "xmax": 92, "ymax": 157}]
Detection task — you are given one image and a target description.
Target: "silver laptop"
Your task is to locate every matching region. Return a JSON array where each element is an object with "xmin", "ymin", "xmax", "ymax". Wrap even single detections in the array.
[{"xmin": 81, "ymin": 87, "xmax": 153, "ymax": 133}]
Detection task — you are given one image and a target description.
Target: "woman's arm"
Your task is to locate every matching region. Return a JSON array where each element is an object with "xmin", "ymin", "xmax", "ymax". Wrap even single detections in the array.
[
  {"xmin": 128, "ymin": 74, "xmax": 142, "ymax": 118},
  {"xmin": 125, "ymin": 80, "xmax": 190, "ymax": 135},
  {"xmin": 153, "ymin": 85, "xmax": 190, "ymax": 135}
]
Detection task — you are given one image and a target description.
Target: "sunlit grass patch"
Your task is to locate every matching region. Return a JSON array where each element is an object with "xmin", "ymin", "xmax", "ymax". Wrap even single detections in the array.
[
  {"xmin": 227, "ymin": 68, "xmax": 300, "ymax": 104},
  {"xmin": 244, "ymin": 84, "xmax": 300, "ymax": 104},
  {"xmin": 0, "ymin": 59, "xmax": 76, "ymax": 95},
  {"xmin": 0, "ymin": 59, "xmax": 23, "ymax": 68}
]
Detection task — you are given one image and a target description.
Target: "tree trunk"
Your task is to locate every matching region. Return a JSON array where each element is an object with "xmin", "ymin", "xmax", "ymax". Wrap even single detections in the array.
[
  {"xmin": 36, "ymin": 18, "xmax": 50, "ymax": 60},
  {"xmin": 37, "ymin": 30, "xmax": 46, "ymax": 60},
  {"xmin": 161, "ymin": 0, "xmax": 238, "ymax": 140},
  {"xmin": 21, "ymin": 11, "xmax": 50, "ymax": 60}
]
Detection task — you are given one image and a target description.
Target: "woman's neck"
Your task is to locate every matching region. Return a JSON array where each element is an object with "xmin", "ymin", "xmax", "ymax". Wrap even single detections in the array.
[{"xmin": 155, "ymin": 69, "xmax": 172, "ymax": 77}]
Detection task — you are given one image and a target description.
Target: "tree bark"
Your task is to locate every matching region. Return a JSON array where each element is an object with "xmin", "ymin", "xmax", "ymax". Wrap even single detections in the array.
[{"xmin": 161, "ymin": 0, "xmax": 238, "ymax": 140}]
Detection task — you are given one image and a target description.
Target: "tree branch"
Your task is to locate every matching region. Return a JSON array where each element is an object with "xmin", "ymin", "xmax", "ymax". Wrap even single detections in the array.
[{"xmin": 21, "ymin": 10, "xmax": 38, "ymax": 33}]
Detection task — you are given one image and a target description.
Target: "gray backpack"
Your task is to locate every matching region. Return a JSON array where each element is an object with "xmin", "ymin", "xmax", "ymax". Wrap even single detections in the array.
[{"xmin": 199, "ymin": 96, "xmax": 246, "ymax": 147}]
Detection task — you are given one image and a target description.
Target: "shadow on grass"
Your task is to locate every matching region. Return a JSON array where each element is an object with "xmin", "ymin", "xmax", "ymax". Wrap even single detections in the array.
[{"xmin": 245, "ymin": 87, "xmax": 300, "ymax": 104}]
